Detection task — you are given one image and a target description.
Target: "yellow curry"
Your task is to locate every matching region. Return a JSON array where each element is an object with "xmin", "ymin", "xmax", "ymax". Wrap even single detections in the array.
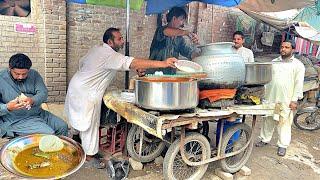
[{"xmin": 14, "ymin": 145, "xmax": 79, "ymax": 178}]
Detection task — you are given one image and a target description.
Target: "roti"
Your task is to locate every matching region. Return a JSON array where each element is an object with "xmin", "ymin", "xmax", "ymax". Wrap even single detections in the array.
[{"xmin": 39, "ymin": 135, "xmax": 64, "ymax": 152}]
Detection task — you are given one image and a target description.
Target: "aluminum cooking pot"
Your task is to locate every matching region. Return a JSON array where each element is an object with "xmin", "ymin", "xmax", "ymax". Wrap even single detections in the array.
[
  {"xmin": 135, "ymin": 76, "xmax": 199, "ymax": 110},
  {"xmin": 245, "ymin": 62, "xmax": 272, "ymax": 85},
  {"xmin": 193, "ymin": 42, "xmax": 246, "ymax": 89}
]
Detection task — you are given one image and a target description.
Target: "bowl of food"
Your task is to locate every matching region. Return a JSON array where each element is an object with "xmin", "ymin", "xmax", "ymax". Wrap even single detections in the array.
[{"xmin": 0, "ymin": 134, "xmax": 85, "ymax": 179}]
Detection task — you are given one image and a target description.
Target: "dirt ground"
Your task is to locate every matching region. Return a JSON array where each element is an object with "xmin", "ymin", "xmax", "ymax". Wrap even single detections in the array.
[
  {"xmin": 63, "ymin": 116, "xmax": 320, "ymax": 180},
  {"xmin": 2, "ymin": 115, "xmax": 319, "ymax": 180}
]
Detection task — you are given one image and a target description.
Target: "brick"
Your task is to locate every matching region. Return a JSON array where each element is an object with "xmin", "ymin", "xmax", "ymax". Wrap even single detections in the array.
[
  {"xmin": 215, "ymin": 168, "xmax": 233, "ymax": 180},
  {"xmin": 53, "ymin": 68, "xmax": 66, "ymax": 73},
  {"xmin": 239, "ymin": 166, "xmax": 251, "ymax": 176},
  {"xmin": 53, "ymin": 77, "xmax": 66, "ymax": 82},
  {"xmin": 48, "ymin": 91, "xmax": 60, "ymax": 96},
  {"xmin": 46, "ymin": 73, "xmax": 60, "ymax": 78},
  {"xmin": 54, "ymin": 96, "xmax": 66, "ymax": 102}
]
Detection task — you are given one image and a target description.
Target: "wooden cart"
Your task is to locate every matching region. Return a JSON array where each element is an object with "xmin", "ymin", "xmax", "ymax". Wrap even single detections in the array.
[{"xmin": 103, "ymin": 90, "xmax": 275, "ymax": 179}]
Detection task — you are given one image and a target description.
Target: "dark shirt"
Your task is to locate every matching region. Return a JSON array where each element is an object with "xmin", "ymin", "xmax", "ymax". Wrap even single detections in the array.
[{"xmin": 147, "ymin": 26, "xmax": 194, "ymax": 75}]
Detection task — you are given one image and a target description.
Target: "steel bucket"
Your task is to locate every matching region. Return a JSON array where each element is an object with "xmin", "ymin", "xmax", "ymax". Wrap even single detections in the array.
[
  {"xmin": 245, "ymin": 62, "xmax": 272, "ymax": 85},
  {"xmin": 135, "ymin": 76, "xmax": 199, "ymax": 110}
]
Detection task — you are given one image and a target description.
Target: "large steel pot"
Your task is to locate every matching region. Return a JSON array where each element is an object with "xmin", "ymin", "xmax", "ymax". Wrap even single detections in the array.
[
  {"xmin": 245, "ymin": 62, "xmax": 272, "ymax": 85},
  {"xmin": 193, "ymin": 42, "xmax": 245, "ymax": 89},
  {"xmin": 135, "ymin": 76, "xmax": 198, "ymax": 110}
]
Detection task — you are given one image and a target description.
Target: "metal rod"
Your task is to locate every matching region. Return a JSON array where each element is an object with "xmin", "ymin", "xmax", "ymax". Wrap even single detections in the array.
[
  {"xmin": 217, "ymin": 119, "xmax": 225, "ymax": 157},
  {"xmin": 125, "ymin": 0, "xmax": 130, "ymax": 89},
  {"xmin": 179, "ymin": 119, "xmax": 255, "ymax": 166},
  {"xmin": 138, "ymin": 127, "xmax": 144, "ymax": 157}
]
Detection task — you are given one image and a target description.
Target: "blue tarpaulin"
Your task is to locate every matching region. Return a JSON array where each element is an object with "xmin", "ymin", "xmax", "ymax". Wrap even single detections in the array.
[
  {"xmin": 68, "ymin": 0, "xmax": 242, "ymax": 13},
  {"xmin": 294, "ymin": 6, "xmax": 320, "ymax": 32},
  {"xmin": 146, "ymin": 0, "xmax": 242, "ymax": 15}
]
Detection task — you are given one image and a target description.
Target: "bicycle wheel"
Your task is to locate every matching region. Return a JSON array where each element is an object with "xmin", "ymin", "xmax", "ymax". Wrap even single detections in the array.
[
  {"xmin": 219, "ymin": 123, "xmax": 253, "ymax": 173},
  {"xmin": 293, "ymin": 109, "xmax": 320, "ymax": 131},
  {"xmin": 163, "ymin": 132, "xmax": 211, "ymax": 180},
  {"xmin": 126, "ymin": 125, "xmax": 166, "ymax": 163}
]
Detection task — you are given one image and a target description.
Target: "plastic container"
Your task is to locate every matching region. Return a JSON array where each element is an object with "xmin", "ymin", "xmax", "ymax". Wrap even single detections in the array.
[{"xmin": 216, "ymin": 118, "xmax": 241, "ymax": 147}]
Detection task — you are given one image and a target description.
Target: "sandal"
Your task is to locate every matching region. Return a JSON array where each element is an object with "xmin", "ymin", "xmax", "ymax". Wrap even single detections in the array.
[{"xmin": 93, "ymin": 152, "xmax": 105, "ymax": 159}]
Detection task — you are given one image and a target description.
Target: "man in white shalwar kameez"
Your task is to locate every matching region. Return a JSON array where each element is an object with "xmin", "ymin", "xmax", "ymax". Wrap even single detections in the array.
[
  {"xmin": 65, "ymin": 28, "xmax": 177, "ymax": 168},
  {"xmin": 232, "ymin": 31, "xmax": 254, "ymax": 63},
  {"xmin": 255, "ymin": 41, "xmax": 305, "ymax": 156}
]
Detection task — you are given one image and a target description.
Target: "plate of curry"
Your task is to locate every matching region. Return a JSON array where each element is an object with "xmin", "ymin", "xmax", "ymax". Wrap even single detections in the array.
[{"xmin": 0, "ymin": 134, "xmax": 85, "ymax": 179}]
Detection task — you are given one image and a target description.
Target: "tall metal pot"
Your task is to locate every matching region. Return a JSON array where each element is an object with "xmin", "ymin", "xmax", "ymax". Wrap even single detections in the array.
[
  {"xmin": 193, "ymin": 42, "xmax": 245, "ymax": 89},
  {"xmin": 135, "ymin": 77, "xmax": 198, "ymax": 110},
  {"xmin": 245, "ymin": 62, "xmax": 272, "ymax": 85}
]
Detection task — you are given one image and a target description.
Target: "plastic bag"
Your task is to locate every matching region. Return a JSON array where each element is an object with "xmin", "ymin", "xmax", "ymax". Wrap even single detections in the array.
[{"xmin": 106, "ymin": 158, "xmax": 129, "ymax": 180}]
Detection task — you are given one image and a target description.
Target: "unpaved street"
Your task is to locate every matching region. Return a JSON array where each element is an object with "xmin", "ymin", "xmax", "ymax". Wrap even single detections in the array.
[
  {"xmin": 1, "ymin": 116, "xmax": 319, "ymax": 179},
  {"xmin": 66, "ymin": 116, "xmax": 320, "ymax": 180}
]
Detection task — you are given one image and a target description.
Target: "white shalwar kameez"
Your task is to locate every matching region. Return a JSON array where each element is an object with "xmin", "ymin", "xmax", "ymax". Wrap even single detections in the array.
[
  {"xmin": 259, "ymin": 56, "xmax": 305, "ymax": 148},
  {"xmin": 65, "ymin": 43, "xmax": 133, "ymax": 155},
  {"xmin": 236, "ymin": 46, "xmax": 254, "ymax": 63}
]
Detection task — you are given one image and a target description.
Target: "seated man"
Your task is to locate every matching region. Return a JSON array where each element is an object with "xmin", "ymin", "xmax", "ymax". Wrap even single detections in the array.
[{"xmin": 0, "ymin": 53, "xmax": 68, "ymax": 138}]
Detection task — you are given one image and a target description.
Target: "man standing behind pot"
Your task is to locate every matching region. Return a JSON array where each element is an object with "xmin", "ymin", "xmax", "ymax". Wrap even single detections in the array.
[
  {"xmin": 233, "ymin": 31, "xmax": 254, "ymax": 63},
  {"xmin": 255, "ymin": 40, "xmax": 305, "ymax": 156},
  {"xmin": 146, "ymin": 6, "xmax": 199, "ymax": 75},
  {"xmin": 65, "ymin": 27, "xmax": 177, "ymax": 168}
]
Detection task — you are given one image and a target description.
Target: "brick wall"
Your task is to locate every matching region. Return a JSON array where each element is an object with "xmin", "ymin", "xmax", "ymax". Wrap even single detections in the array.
[
  {"xmin": 43, "ymin": 0, "xmax": 67, "ymax": 102},
  {"xmin": 0, "ymin": 0, "xmax": 66, "ymax": 103},
  {"xmin": 66, "ymin": 3, "xmax": 157, "ymax": 90},
  {"xmin": 187, "ymin": 3, "xmax": 239, "ymax": 44},
  {"xmin": 0, "ymin": 1, "xmax": 45, "ymax": 76}
]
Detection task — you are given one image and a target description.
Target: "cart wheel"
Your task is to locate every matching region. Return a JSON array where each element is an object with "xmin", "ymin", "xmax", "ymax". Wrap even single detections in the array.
[
  {"xmin": 293, "ymin": 109, "xmax": 320, "ymax": 131},
  {"xmin": 219, "ymin": 123, "xmax": 253, "ymax": 173},
  {"xmin": 126, "ymin": 125, "xmax": 165, "ymax": 163},
  {"xmin": 163, "ymin": 132, "xmax": 211, "ymax": 180}
]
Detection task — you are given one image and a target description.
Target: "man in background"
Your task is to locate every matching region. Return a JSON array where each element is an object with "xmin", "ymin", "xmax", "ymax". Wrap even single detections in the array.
[
  {"xmin": 147, "ymin": 6, "xmax": 199, "ymax": 74},
  {"xmin": 233, "ymin": 31, "xmax": 254, "ymax": 63},
  {"xmin": 255, "ymin": 40, "xmax": 305, "ymax": 156}
]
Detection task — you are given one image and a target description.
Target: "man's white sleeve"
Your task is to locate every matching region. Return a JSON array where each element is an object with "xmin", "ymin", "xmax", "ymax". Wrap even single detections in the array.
[{"xmin": 105, "ymin": 52, "xmax": 134, "ymax": 71}]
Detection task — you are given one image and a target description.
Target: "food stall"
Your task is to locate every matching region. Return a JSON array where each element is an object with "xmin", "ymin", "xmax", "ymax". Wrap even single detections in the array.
[
  {"xmin": 102, "ymin": 42, "xmax": 277, "ymax": 179},
  {"xmin": 103, "ymin": 90, "xmax": 275, "ymax": 179}
]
